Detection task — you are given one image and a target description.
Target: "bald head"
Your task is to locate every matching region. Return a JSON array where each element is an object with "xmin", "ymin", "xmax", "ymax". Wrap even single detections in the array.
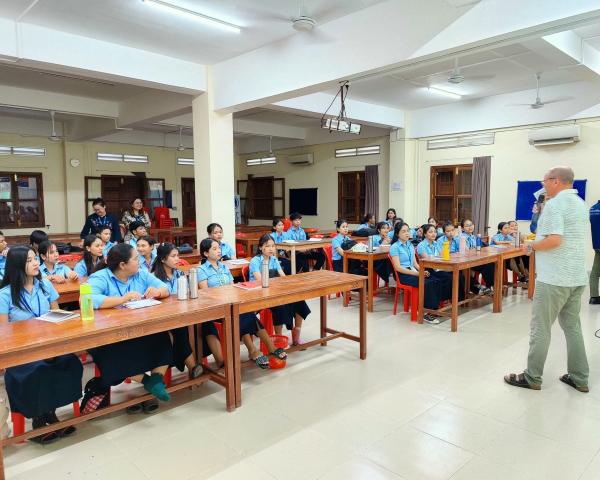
[{"xmin": 547, "ymin": 166, "xmax": 574, "ymax": 185}]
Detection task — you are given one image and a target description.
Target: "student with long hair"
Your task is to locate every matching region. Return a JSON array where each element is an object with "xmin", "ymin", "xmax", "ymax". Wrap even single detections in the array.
[
  {"xmin": 29, "ymin": 230, "xmax": 48, "ymax": 257},
  {"xmin": 86, "ymin": 244, "xmax": 172, "ymax": 411},
  {"xmin": 74, "ymin": 234, "xmax": 106, "ymax": 277},
  {"xmin": 199, "ymin": 238, "xmax": 286, "ymax": 368},
  {"xmin": 249, "ymin": 234, "xmax": 311, "ymax": 346},
  {"xmin": 0, "ymin": 246, "xmax": 83, "ymax": 444},
  {"xmin": 385, "ymin": 208, "xmax": 397, "ymax": 227},
  {"xmin": 38, "ymin": 240, "xmax": 78, "ymax": 284},
  {"xmin": 270, "ymin": 217, "xmax": 292, "ymax": 275},
  {"xmin": 121, "ymin": 197, "xmax": 151, "ymax": 243},
  {"xmin": 207, "ymin": 223, "xmax": 236, "ymax": 260},
  {"xmin": 461, "ymin": 219, "xmax": 494, "ymax": 294},
  {"xmin": 151, "ymin": 243, "xmax": 204, "ymax": 378},
  {"xmin": 80, "ymin": 197, "xmax": 121, "ymax": 243},
  {"xmin": 356, "ymin": 213, "xmax": 376, "ymax": 231},
  {"xmin": 372, "ymin": 221, "xmax": 391, "ymax": 281},
  {"xmin": 97, "ymin": 225, "xmax": 115, "ymax": 258}
]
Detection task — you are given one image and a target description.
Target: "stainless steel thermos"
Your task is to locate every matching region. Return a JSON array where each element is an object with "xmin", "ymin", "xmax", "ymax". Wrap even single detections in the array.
[
  {"xmin": 177, "ymin": 273, "xmax": 188, "ymax": 300},
  {"xmin": 188, "ymin": 268, "xmax": 198, "ymax": 299},
  {"xmin": 261, "ymin": 261, "xmax": 269, "ymax": 288}
]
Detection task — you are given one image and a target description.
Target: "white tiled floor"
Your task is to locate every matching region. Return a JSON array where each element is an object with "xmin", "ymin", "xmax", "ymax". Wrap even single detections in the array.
[{"xmin": 4, "ymin": 286, "xmax": 600, "ymax": 480}]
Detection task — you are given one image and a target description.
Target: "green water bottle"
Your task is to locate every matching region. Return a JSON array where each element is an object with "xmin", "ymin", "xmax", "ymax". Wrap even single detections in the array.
[{"xmin": 79, "ymin": 283, "xmax": 94, "ymax": 322}]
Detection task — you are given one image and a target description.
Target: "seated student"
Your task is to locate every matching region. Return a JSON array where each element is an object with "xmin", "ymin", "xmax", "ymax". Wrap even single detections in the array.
[
  {"xmin": 0, "ymin": 230, "xmax": 7, "ymax": 281},
  {"xmin": 384, "ymin": 208, "xmax": 397, "ymax": 227},
  {"xmin": 128, "ymin": 221, "xmax": 148, "ymax": 249},
  {"xmin": 410, "ymin": 225, "xmax": 424, "ymax": 245},
  {"xmin": 74, "ymin": 235, "xmax": 106, "ymax": 278},
  {"xmin": 249, "ymin": 234, "xmax": 311, "ymax": 346},
  {"xmin": 417, "ymin": 224, "xmax": 442, "ymax": 258},
  {"xmin": 97, "ymin": 225, "xmax": 115, "ymax": 258},
  {"xmin": 287, "ymin": 212, "xmax": 325, "ymax": 272},
  {"xmin": 87, "ymin": 244, "xmax": 172, "ymax": 409},
  {"xmin": 270, "ymin": 217, "xmax": 292, "ymax": 275},
  {"xmin": 199, "ymin": 238, "xmax": 286, "ymax": 368},
  {"xmin": 508, "ymin": 220, "xmax": 529, "ymax": 283},
  {"xmin": 461, "ymin": 219, "xmax": 494, "ymax": 294},
  {"xmin": 436, "ymin": 222, "xmax": 461, "ymax": 253},
  {"xmin": 356, "ymin": 213, "xmax": 376, "ymax": 231},
  {"xmin": 390, "ymin": 223, "xmax": 448, "ymax": 325},
  {"xmin": 38, "ymin": 240, "xmax": 78, "ymax": 284},
  {"xmin": 29, "ymin": 230, "xmax": 48, "ymax": 259},
  {"xmin": 428, "ymin": 217, "xmax": 444, "ymax": 237},
  {"xmin": 387, "ymin": 217, "xmax": 404, "ymax": 240},
  {"xmin": 372, "ymin": 221, "xmax": 392, "ymax": 282},
  {"xmin": 0, "ymin": 246, "xmax": 82, "ymax": 444},
  {"xmin": 206, "ymin": 223, "xmax": 236, "ymax": 260},
  {"xmin": 151, "ymin": 243, "xmax": 203, "ymax": 379},
  {"xmin": 137, "ymin": 236, "xmax": 157, "ymax": 272},
  {"xmin": 331, "ymin": 219, "xmax": 367, "ymax": 276},
  {"xmin": 490, "ymin": 221, "xmax": 528, "ymax": 285}
]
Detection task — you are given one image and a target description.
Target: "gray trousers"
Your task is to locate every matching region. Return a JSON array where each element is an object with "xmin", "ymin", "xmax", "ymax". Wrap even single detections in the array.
[
  {"xmin": 591, "ymin": 249, "xmax": 600, "ymax": 297},
  {"xmin": 524, "ymin": 281, "xmax": 589, "ymax": 387}
]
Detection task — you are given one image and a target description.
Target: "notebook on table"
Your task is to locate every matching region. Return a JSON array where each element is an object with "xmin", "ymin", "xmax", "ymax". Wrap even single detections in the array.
[
  {"xmin": 36, "ymin": 310, "xmax": 80, "ymax": 323},
  {"xmin": 234, "ymin": 281, "xmax": 262, "ymax": 290},
  {"xmin": 122, "ymin": 298, "xmax": 162, "ymax": 309}
]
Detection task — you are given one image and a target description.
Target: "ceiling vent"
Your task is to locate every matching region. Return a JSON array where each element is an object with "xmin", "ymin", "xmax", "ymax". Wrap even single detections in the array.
[{"xmin": 528, "ymin": 125, "xmax": 580, "ymax": 147}]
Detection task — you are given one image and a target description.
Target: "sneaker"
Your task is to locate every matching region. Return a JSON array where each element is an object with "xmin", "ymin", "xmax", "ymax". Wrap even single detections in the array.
[
  {"xmin": 589, "ymin": 297, "xmax": 600, "ymax": 305},
  {"xmin": 479, "ymin": 286, "xmax": 492, "ymax": 296},
  {"xmin": 423, "ymin": 314, "xmax": 441, "ymax": 325}
]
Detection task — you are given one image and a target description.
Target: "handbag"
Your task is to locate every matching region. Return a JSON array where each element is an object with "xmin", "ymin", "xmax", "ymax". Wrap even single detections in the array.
[{"xmin": 341, "ymin": 239, "xmax": 357, "ymax": 251}]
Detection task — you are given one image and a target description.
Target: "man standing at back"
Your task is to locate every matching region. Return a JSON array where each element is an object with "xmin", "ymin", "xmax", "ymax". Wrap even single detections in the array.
[{"xmin": 505, "ymin": 166, "xmax": 590, "ymax": 392}]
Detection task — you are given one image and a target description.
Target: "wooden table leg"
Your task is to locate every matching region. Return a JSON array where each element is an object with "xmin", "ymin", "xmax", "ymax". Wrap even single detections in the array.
[
  {"xmin": 528, "ymin": 252, "xmax": 535, "ymax": 299},
  {"xmin": 291, "ymin": 246, "xmax": 296, "ymax": 275},
  {"xmin": 221, "ymin": 307, "xmax": 236, "ymax": 411},
  {"xmin": 451, "ymin": 268, "xmax": 459, "ymax": 332},
  {"xmin": 464, "ymin": 268, "xmax": 471, "ymax": 298},
  {"xmin": 343, "ymin": 254, "xmax": 349, "ymax": 307},
  {"xmin": 418, "ymin": 267, "xmax": 425, "ymax": 324},
  {"xmin": 367, "ymin": 257, "xmax": 374, "ymax": 312},
  {"xmin": 493, "ymin": 257, "xmax": 503, "ymax": 313},
  {"xmin": 359, "ymin": 282, "xmax": 367, "ymax": 359},
  {"xmin": 230, "ymin": 304, "xmax": 242, "ymax": 409},
  {"xmin": 320, "ymin": 296, "xmax": 327, "ymax": 346}
]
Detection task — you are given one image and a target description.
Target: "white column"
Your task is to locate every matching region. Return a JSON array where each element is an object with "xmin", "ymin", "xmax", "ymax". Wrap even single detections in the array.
[
  {"xmin": 389, "ymin": 127, "xmax": 419, "ymax": 226},
  {"xmin": 192, "ymin": 66, "xmax": 235, "ymax": 248}
]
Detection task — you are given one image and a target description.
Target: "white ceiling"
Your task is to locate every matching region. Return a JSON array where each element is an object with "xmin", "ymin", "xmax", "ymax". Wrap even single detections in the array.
[
  {"xmin": 0, "ymin": 0, "xmax": 389, "ymax": 64},
  {"xmin": 335, "ymin": 40, "xmax": 585, "ymax": 110}
]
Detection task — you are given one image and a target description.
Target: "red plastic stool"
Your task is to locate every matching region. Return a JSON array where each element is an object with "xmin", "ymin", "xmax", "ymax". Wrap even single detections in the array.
[{"xmin": 259, "ymin": 309, "xmax": 275, "ymax": 355}]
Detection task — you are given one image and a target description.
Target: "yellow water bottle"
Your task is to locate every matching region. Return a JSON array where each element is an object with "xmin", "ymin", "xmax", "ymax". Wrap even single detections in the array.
[
  {"xmin": 442, "ymin": 240, "xmax": 450, "ymax": 261},
  {"xmin": 79, "ymin": 283, "xmax": 94, "ymax": 322}
]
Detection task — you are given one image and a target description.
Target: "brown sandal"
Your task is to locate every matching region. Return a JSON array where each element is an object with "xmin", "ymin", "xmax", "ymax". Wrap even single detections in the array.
[
  {"xmin": 504, "ymin": 373, "xmax": 541, "ymax": 390},
  {"xmin": 559, "ymin": 374, "xmax": 589, "ymax": 393}
]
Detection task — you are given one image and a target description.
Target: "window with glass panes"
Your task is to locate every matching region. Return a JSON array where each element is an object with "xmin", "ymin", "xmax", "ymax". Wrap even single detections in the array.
[
  {"xmin": 0, "ymin": 172, "xmax": 45, "ymax": 229},
  {"xmin": 338, "ymin": 171, "xmax": 365, "ymax": 223}
]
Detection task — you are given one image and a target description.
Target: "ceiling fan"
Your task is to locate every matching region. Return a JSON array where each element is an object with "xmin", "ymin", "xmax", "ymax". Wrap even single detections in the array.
[
  {"xmin": 175, "ymin": 125, "xmax": 191, "ymax": 151},
  {"xmin": 509, "ymin": 73, "xmax": 573, "ymax": 109},
  {"xmin": 260, "ymin": 2, "xmax": 333, "ymax": 42},
  {"xmin": 447, "ymin": 58, "xmax": 495, "ymax": 84},
  {"xmin": 48, "ymin": 110, "xmax": 63, "ymax": 142}
]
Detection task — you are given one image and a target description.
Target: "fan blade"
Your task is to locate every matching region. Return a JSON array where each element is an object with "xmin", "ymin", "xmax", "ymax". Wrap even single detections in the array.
[
  {"xmin": 303, "ymin": 28, "xmax": 334, "ymax": 44},
  {"xmin": 506, "ymin": 103, "xmax": 536, "ymax": 107},
  {"xmin": 463, "ymin": 74, "xmax": 496, "ymax": 82},
  {"xmin": 539, "ymin": 96, "xmax": 574, "ymax": 105}
]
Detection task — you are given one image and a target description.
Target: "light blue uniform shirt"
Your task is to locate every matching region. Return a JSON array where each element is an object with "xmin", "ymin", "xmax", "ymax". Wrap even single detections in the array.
[
  {"xmin": 286, "ymin": 226, "xmax": 307, "ymax": 241},
  {"xmin": 128, "ymin": 237, "xmax": 139, "ymax": 249},
  {"xmin": 88, "ymin": 268, "xmax": 167, "ymax": 309},
  {"xmin": 270, "ymin": 231, "xmax": 288, "ymax": 243},
  {"xmin": 387, "ymin": 230, "xmax": 395, "ymax": 240},
  {"xmin": 73, "ymin": 259, "xmax": 88, "ymax": 278},
  {"xmin": 390, "ymin": 240, "xmax": 415, "ymax": 269},
  {"xmin": 436, "ymin": 235, "xmax": 460, "ymax": 253},
  {"xmin": 138, "ymin": 250, "xmax": 157, "ymax": 272},
  {"xmin": 356, "ymin": 223, "xmax": 370, "ymax": 230},
  {"xmin": 384, "ymin": 220, "xmax": 394, "ymax": 227},
  {"xmin": 102, "ymin": 241, "xmax": 115, "ymax": 258},
  {"xmin": 219, "ymin": 242, "xmax": 235, "ymax": 259},
  {"xmin": 155, "ymin": 269, "xmax": 183, "ymax": 295},
  {"xmin": 417, "ymin": 239, "xmax": 441, "ymax": 257},
  {"xmin": 249, "ymin": 255, "xmax": 281, "ymax": 279},
  {"xmin": 490, "ymin": 233, "xmax": 513, "ymax": 245},
  {"xmin": 198, "ymin": 261, "xmax": 233, "ymax": 288},
  {"xmin": 40, "ymin": 262, "xmax": 74, "ymax": 279},
  {"xmin": 462, "ymin": 233, "xmax": 477, "ymax": 249},
  {"xmin": 0, "ymin": 255, "xmax": 6, "ymax": 281},
  {"xmin": 372, "ymin": 235, "xmax": 387, "ymax": 247},
  {"xmin": 0, "ymin": 278, "xmax": 58, "ymax": 321},
  {"xmin": 331, "ymin": 233, "xmax": 351, "ymax": 261}
]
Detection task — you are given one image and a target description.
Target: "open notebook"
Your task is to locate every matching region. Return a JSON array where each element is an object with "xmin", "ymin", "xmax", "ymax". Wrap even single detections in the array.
[
  {"xmin": 36, "ymin": 310, "xmax": 80, "ymax": 323},
  {"xmin": 122, "ymin": 299, "xmax": 162, "ymax": 309}
]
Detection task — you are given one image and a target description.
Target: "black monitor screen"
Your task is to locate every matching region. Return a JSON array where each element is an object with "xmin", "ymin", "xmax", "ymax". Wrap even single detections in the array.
[{"xmin": 289, "ymin": 188, "xmax": 317, "ymax": 216}]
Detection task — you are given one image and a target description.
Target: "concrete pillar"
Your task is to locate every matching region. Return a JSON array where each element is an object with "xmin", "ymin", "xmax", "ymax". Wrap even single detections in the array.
[
  {"xmin": 192, "ymin": 67, "xmax": 236, "ymax": 248},
  {"xmin": 388, "ymin": 127, "xmax": 418, "ymax": 226}
]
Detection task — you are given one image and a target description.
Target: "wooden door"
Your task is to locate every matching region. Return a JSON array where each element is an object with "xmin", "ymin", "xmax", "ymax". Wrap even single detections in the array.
[
  {"xmin": 101, "ymin": 175, "xmax": 144, "ymax": 218},
  {"xmin": 181, "ymin": 178, "xmax": 196, "ymax": 226},
  {"xmin": 338, "ymin": 171, "xmax": 365, "ymax": 223},
  {"xmin": 430, "ymin": 164, "xmax": 472, "ymax": 224}
]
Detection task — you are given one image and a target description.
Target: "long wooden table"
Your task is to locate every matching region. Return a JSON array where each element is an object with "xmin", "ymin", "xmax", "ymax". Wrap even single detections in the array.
[
  {"xmin": 0, "ymin": 295, "xmax": 236, "ymax": 479},
  {"xmin": 275, "ymin": 239, "xmax": 332, "ymax": 274},
  {"xmin": 342, "ymin": 247, "xmax": 390, "ymax": 312},
  {"xmin": 215, "ymin": 270, "xmax": 367, "ymax": 408},
  {"xmin": 153, "ymin": 227, "xmax": 197, "ymax": 246}
]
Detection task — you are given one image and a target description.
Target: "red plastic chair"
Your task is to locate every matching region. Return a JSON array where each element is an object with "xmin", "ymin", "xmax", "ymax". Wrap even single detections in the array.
[
  {"xmin": 240, "ymin": 266, "xmax": 274, "ymax": 354},
  {"xmin": 236, "ymin": 242, "xmax": 247, "ymax": 258},
  {"xmin": 322, "ymin": 245, "xmax": 341, "ymax": 299},
  {"xmin": 283, "ymin": 218, "xmax": 291, "ymax": 231},
  {"xmin": 388, "ymin": 254, "xmax": 418, "ymax": 321},
  {"xmin": 176, "ymin": 258, "xmax": 190, "ymax": 266}
]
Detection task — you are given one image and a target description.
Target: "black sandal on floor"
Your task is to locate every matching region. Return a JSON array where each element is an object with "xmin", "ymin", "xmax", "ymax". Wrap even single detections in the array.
[
  {"xmin": 45, "ymin": 412, "xmax": 76, "ymax": 437},
  {"xmin": 142, "ymin": 399, "xmax": 159, "ymax": 413},
  {"xmin": 29, "ymin": 430, "xmax": 60, "ymax": 445},
  {"xmin": 504, "ymin": 373, "xmax": 541, "ymax": 390},
  {"xmin": 270, "ymin": 348, "xmax": 287, "ymax": 360},
  {"xmin": 254, "ymin": 354, "xmax": 270, "ymax": 369},
  {"xmin": 559, "ymin": 374, "xmax": 589, "ymax": 393},
  {"xmin": 126, "ymin": 404, "xmax": 143, "ymax": 414}
]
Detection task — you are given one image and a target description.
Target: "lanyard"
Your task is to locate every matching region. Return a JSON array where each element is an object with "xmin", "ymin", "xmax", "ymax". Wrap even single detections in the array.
[
  {"xmin": 20, "ymin": 290, "xmax": 42, "ymax": 317},
  {"xmin": 111, "ymin": 277, "xmax": 131, "ymax": 297},
  {"xmin": 401, "ymin": 242, "xmax": 413, "ymax": 265},
  {"xmin": 209, "ymin": 263, "xmax": 229, "ymax": 286},
  {"xmin": 94, "ymin": 215, "xmax": 109, "ymax": 227}
]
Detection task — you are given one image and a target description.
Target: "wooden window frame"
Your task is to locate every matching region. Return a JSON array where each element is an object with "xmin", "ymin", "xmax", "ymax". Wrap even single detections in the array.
[
  {"xmin": 338, "ymin": 171, "xmax": 365, "ymax": 224},
  {"xmin": 429, "ymin": 164, "xmax": 473, "ymax": 225},
  {"xmin": 237, "ymin": 176, "xmax": 285, "ymax": 222},
  {"xmin": 0, "ymin": 171, "xmax": 46, "ymax": 230}
]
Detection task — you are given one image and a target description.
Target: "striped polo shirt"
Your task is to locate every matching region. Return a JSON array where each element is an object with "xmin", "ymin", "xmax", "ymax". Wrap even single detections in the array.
[{"xmin": 535, "ymin": 188, "xmax": 588, "ymax": 287}]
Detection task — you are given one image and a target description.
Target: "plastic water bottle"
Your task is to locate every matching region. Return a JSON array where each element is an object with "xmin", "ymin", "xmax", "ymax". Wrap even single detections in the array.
[
  {"xmin": 188, "ymin": 268, "xmax": 198, "ymax": 299},
  {"xmin": 476, "ymin": 234, "xmax": 482, "ymax": 252},
  {"xmin": 79, "ymin": 283, "xmax": 94, "ymax": 322},
  {"xmin": 514, "ymin": 228, "xmax": 520, "ymax": 248},
  {"xmin": 177, "ymin": 274, "xmax": 188, "ymax": 300},
  {"xmin": 458, "ymin": 228, "xmax": 466, "ymax": 255},
  {"xmin": 261, "ymin": 261, "xmax": 269, "ymax": 288},
  {"xmin": 442, "ymin": 240, "xmax": 450, "ymax": 261}
]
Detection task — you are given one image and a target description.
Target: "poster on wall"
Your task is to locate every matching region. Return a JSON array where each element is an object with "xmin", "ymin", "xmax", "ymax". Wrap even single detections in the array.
[{"xmin": 515, "ymin": 179, "xmax": 587, "ymax": 220}]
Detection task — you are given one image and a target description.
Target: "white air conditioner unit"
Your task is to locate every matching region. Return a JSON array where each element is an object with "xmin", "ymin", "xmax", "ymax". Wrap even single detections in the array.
[
  {"xmin": 287, "ymin": 153, "xmax": 314, "ymax": 165},
  {"xmin": 528, "ymin": 125, "xmax": 580, "ymax": 147}
]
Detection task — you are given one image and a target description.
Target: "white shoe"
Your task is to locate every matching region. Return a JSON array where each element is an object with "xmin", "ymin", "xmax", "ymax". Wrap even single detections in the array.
[{"xmin": 423, "ymin": 314, "xmax": 441, "ymax": 325}]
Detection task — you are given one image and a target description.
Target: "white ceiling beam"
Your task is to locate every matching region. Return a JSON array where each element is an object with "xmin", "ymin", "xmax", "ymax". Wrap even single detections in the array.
[
  {"xmin": 233, "ymin": 119, "xmax": 306, "ymax": 139},
  {"xmin": 67, "ymin": 117, "xmax": 119, "ymax": 142},
  {"xmin": 0, "ymin": 20, "xmax": 206, "ymax": 94},
  {"xmin": 212, "ymin": 0, "xmax": 600, "ymax": 112},
  {"xmin": 543, "ymin": 30, "xmax": 600, "ymax": 78},
  {"xmin": 0, "ymin": 85, "xmax": 119, "ymax": 117},
  {"xmin": 271, "ymin": 93, "xmax": 405, "ymax": 129},
  {"xmin": 118, "ymin": 91, "xmax": 193, "ymax": 128}
]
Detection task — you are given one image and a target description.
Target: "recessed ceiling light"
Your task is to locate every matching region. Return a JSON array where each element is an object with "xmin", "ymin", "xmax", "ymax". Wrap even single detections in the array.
[
  {"xmin": 142, "ymin": 0, "xmax": 241, "ymax": 33},
  {"xmin": 426, "ymin": 86, "xmax": 462, "ymax": 99}
]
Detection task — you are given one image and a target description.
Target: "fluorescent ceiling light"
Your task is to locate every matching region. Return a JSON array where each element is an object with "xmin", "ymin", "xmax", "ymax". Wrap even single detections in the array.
[
  {"xmin": 426, "ymin": 87, "xmax": 461, "ymax": 100},
  {"xmin": 142, "ymin": 0, "xmax": 241, "ymax": 33}
]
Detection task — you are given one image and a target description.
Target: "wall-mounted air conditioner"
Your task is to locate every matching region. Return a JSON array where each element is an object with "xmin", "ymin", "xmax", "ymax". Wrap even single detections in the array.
[
  {"xmin": 528, "ymin": 125, "xmax": 580, "ymax": 147},
  {"xmin": 287, "ymin": 153, "xmax": 314, "ymax": 165}
]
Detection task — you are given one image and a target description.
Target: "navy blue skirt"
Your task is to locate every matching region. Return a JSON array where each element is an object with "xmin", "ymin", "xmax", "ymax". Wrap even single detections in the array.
[
  {"xmin": 270, "ymin": 301, "xmax": 311, "ymax": 330},
  {"xmin": 5, "ymin": 354, "xmax": 83, "ymax": 418},
  {"xmin": 89, "ymin": 333, "xmax": 173, "ymax": 386},
  {"xmin": 171, "ymin": 326, "xmax": 194, "ymax": 372}
]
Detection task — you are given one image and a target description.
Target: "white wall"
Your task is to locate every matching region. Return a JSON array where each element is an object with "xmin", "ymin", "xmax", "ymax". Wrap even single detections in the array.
[{"xmin": 236, "ymin": 136, "xmax": 390, "ymax": 229}]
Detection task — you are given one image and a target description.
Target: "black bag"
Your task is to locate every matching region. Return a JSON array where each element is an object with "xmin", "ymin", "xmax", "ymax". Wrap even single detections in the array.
[
  {"xmin": 178, "ymin": 243, "xmax": 193, "ymax": 254},
  {"xmin": 341, "ymin": 239, "xmax": 357, "ymax": 251},
  {"xmin": 56, "ymin": 242, "xmax": 71, "ymax": 254},
  {"xmin": 352, "ymin": 228, "xmax": 377, "ymax": 237}
]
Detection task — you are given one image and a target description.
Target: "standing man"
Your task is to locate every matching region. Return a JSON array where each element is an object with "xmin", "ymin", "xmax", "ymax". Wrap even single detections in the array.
[
  {"xmin": 505, "ymin": 166, "xmax": 590, "ymax": 392},
  {"xmin": 590, "ymin": 199, "xmax": 600, "ymax": 304}
]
